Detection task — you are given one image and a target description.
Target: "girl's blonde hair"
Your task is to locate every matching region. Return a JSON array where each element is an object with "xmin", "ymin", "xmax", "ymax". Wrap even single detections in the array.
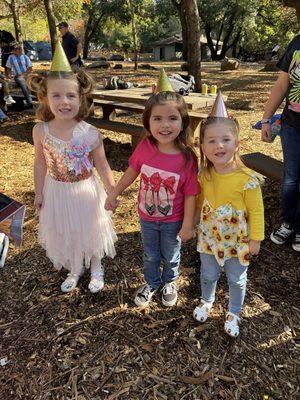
[
  {"xmin": 142, "ymin": 91, "xmax": 197, "ymax": 165},
  {"xmin": 199, "ymin": 117, "xmax": 244, "ymax": 176},
  {"xmin": 27, "ymin": 68, "xmax": 94, "ymax": 122}
]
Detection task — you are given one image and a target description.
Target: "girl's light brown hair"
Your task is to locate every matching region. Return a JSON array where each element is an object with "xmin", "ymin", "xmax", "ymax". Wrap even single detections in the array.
[
  {"xmin": 199, "ymin": 117, "xmax": 244, "ymax": 175},
  {"xmin": 142, "ymin": 91, "xmax": 197, "ymax": 165},
  {"xmin": 27, "ymin": 68, "xmax": 94, "ymax": 122}
]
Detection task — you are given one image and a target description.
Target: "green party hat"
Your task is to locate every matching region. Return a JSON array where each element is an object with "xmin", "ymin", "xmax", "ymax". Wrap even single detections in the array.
[
  {"xmin": 156, "ymin": 68, "xmax": 174, "ymax": 92},
  {"xmin": 50, "ymin": 40, "xmax": 72, "ymax": 72}
]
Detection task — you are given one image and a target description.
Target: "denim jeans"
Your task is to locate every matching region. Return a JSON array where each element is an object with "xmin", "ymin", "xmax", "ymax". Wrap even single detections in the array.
[
  {"xmin": 140, "ymin": 218, "xmax": 182, "ymax": 289},
  {"xmin": 200, "ymin": 253, "xmax": 248, "ymax": 314},
  {"xmin": 15, "ymin": 76, "xmax": 32, "ymax": 107},
  {"xmin": 0, "ymin": 107, "xmax": 7, "ymax": 120},
  {"xmin": 280, "ymin": 121, "xmax": 300, "ymax": 234}
]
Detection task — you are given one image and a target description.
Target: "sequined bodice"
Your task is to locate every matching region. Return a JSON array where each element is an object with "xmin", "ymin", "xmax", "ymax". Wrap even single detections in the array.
[{"xmin": 43, "ymin": 122, "xmax": 100, "ymax": 183}]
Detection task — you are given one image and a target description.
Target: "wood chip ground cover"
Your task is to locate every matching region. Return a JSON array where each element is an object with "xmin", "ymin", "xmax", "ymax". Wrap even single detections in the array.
[{"xmin": 0, "ymin": 61, "xmax": 299, "ymax": 400}]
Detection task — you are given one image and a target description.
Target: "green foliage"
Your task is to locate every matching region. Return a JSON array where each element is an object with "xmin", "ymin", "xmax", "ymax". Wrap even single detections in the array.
[{"xmin": 242, "ymin": 0, "xmax": 299, "ymax": 52}]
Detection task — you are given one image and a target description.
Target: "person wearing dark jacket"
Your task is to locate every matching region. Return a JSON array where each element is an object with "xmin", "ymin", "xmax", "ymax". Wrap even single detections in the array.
[{"xmin": 57, "ymin": 22, "xmax": 82, "ymax": 67}]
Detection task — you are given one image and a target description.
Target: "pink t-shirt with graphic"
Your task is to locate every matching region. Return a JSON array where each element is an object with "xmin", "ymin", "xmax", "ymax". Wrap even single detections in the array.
[{"xmin": 129, "ymin": 138, "xmax": 200, "ymax": 222}]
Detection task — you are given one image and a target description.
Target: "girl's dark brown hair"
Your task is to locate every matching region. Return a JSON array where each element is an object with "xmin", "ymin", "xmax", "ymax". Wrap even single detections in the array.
[
  {"xmin": 142, "ymin": 91, "xmax": 198, "ymax": 165},
  {"xmin": 27, "ymin": 68, "xmax": 94, "ymax": 122},
  {"xmin": 199, "ymin": 116, "xmax": 244, "ymax": 176}
]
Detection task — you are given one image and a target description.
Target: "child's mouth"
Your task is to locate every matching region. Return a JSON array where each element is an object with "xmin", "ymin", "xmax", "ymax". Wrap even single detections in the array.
[{"xmin": 159, "ymin": 131, "xmax": 172, "ymax": 136}]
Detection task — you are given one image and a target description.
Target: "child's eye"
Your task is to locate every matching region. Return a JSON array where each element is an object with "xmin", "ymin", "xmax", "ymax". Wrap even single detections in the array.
[
  {"xmin": 170, "ymin": 116, "xmax": 179, "ymax": 120},
  {"xmin": 153, "ymin": 116, "xmax": 161, "ymax": 121}
]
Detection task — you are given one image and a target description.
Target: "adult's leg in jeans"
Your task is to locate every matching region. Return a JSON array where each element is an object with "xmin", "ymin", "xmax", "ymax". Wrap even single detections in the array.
[
  {"xmin": 280, "ymin": 122, "xmax": 300, "ymax": 234},
  {"xmin": 200, "ymin": 253, "xmax": 221, "ymax": 304},
  {"xmin": 160, "ymin": 220, "xmax": 182, "ymax": 284},
  {"xmin": 15, "ymin": 77, "xmax": 32, "ymax": 106},
  {"xmin": 224, "ymin": 257, "xmax": 248, "ymax": 315},
  {"xmin": 140, "ymin": 219, "xmax": 161, "ymax": 289},
  {"xmin": 0, "ymin": 107, "xmax": 7, "ymax": 120}
]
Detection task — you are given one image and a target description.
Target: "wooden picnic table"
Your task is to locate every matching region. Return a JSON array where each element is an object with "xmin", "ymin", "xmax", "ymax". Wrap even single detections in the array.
[{"xmin": 86, "ymin": 87, "xmax": 223, "ymax": 147}]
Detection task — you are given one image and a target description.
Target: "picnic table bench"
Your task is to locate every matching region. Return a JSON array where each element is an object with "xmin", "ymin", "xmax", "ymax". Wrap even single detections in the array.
[
  {"xmin": 86, "ymin": 87, "xmax": 220, "ymax": 147},
  {"xmin": 241, "ymin": 152, "xmax": 283, "ymax": 181}
]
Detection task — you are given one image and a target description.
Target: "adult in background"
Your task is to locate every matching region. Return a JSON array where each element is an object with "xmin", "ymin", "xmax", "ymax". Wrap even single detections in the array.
[
  {"xmin": 57, "ymin": 22, "xmax": 83, "ymax": 67},
  {"xmin": 0, "ymin": 30, "xmax": 15, "ymax": 69},
  {"xmin": 5, "ymin": 43, "xmax": 33, "ymax": 108},
  {"xmin": 261, "ymin": 34, "xmax": 300, "ymax": 252}
]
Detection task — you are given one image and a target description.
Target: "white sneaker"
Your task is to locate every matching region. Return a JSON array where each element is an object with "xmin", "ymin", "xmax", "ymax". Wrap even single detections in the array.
[
  {"xmin": 88, "ymin": 264, "xmax": 105, "ymax": 293},
  {"xmin": 161, "ymin": 282, "xmax": 178, "ymax": 307},
  {"xmin": 292, "ymin": 234, "xmax": 300, "ymax": 252},
  {"xmin": 4, "ymin": 95, "xmax": 16, "ymax": 105},
  {"xmin": 61, "ymin": 274, "xmax": 79, "ymax": 293},
  {"xmin": 0, "ymin": 233, "xmax": 9, "ymax": 268}
]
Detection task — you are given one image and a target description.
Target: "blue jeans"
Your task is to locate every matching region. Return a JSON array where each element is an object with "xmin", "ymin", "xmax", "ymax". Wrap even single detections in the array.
[
  {"xmin": 15, "ymin": 76, "xmax": 32, "ymax": 107},
  {"xmin": 140, "ymin": 218, "xmax": 182, "ymax": 289},
  {"xmin": 0, "ymin": 107, "xmax": 7, "ymax": 120},
  {"xmin": 280, "ymin": 121, "xmax": 300, "ymax": 234},
  {"xmin": 200, "ymin": 253, "xmax": 248, "ymax": 314}
]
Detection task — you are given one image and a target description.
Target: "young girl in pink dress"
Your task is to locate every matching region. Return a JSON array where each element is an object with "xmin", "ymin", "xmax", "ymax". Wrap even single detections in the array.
[
  {"xmin": 105, "ymin": 90, "xmax": 200, "ymax": 307},
  {"xmin": 30, "ymin": 43, "xmax": 117, "ymax": 293}
]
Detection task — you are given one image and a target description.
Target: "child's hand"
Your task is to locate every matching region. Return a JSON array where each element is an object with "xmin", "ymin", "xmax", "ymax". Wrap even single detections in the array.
[
  {"xmin": 34, "ymin": 194, "xmax": 43, "ymax": 211},
  {"xmin": 249, "ymin": 240, "xmax": 260, "ymax": 256},
  {"xmin": 104, "ymin": 195, "xmax": 118, "ymax": 212},
  {"xmin": 178, "ymin": 226, "xmax": 195, "ymax": 243}
]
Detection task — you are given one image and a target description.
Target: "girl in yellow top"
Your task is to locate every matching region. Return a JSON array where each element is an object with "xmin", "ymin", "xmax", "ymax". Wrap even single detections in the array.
[{"xmin": 193, "ymin": 116, "xmax": 264, "ymax": 337}]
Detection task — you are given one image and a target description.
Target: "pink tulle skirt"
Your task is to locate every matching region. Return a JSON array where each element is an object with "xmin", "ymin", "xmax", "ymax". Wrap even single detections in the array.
[{"xmin": 39, "ymin": 174, "xmax": 117, "ymax": 275}]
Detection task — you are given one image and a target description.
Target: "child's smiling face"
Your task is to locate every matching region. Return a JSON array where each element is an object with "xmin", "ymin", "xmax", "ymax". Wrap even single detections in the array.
[
  {"xmin": 46, "ymin": 78, "xmax": 80, "ymax": 121},
  {"xmin": 149, "ymin": 102, "xmax": 182, "ymax": 151},
  {"xmin": 201, "ymin": 122, "xmax": 239, "ymax": 169}
]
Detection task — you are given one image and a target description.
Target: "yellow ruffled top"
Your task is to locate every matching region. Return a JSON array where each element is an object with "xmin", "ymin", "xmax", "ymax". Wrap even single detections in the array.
[{"xmin": 196, "ymin": 167, "xmax": 264, "ymax": 266}]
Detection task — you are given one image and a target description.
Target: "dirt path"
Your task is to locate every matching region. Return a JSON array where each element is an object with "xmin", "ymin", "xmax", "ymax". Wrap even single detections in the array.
[{"xmin": 0, "ymin": 62, "xmax": 298, "ymax": 400}]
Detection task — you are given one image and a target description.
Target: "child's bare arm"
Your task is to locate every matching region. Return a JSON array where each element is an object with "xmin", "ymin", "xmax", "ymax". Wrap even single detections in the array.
[
  {"xmin": 105, "ymin": 166, "xmax": 139, "ymax": 211},
  {"xmin": 178, "ymin": 195, "xmax": 196, "ymax": 242},
  {"xmin": 92, "ymin": 138, "xmax": 115, "ymax": 194},
  {"xmin": 32, "ymin": 124, "xmax": 47, "ymax": 210}
]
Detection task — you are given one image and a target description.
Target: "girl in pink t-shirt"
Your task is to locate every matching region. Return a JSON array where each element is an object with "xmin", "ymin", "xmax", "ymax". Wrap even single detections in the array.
[{"xmin": 105, "ymin": 91, "xmax": 200, "ymax": 308}]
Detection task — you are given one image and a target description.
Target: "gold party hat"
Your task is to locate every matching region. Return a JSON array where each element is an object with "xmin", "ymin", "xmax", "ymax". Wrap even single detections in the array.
[
  {"xmin": 210, "ymin": 90, "xmax": 228, "ymax": 118},
  {"xmin": 50, "ymin": 40, "xmax": 72, "ymax": 72},
  {"xmin": 156, "ymin": 68, "xmax": 174, "ymax": 92}
]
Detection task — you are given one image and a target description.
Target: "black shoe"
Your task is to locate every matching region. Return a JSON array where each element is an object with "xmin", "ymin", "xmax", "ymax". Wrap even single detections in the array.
[{"xmin": 270, "ymin": 222, "xmax": 293, "ymax": 245}]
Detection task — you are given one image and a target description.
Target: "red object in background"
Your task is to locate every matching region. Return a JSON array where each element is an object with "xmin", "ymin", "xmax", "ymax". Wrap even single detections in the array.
[{"xmin": 152, "ymin": 84, "xmax": 157, "ymax": 94}]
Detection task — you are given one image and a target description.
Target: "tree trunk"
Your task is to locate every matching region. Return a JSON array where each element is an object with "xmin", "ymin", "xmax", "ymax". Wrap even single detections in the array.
[
  {"xmin": 6, "ymin": 0, "xmax": 22, "ymax": 42},
  {"xmin": 204, "ymin": 24, "xmax": 218, "ymax": 60},
  {"xmin": 128, "ymin": 0, "xmax": 138, "ymax": 70},
  {"xmin": 43, "ymin": 0, "xmax": 57, "ymax": 53},
  {"xmin": 171, "ymin": 0, "xmax": 187, "ymax": 60},
  {"xmin": 182, "ymin": 0, "xmax": 201, "ymax": 91}
]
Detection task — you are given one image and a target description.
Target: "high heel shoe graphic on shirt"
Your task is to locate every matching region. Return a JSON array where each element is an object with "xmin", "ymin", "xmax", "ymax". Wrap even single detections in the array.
[
  {"xmin": 141, "ymin": 173, "xmax": 156, "ymax": 215},
  {"xmin": 157, "ymin": 176, "xmax": 175, "ymax": 216}
]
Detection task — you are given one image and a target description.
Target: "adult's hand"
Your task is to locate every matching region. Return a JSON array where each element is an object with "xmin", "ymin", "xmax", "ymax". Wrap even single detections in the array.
[{"xmin": 261, "ymin": 123, "xmax": 271, "ymax": 143}]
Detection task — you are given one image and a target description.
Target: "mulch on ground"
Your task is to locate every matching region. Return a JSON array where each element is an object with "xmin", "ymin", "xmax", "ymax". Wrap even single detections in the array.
[{"xmin": 0, "ymin": 62, "xmax": 299, "ymax": 400}]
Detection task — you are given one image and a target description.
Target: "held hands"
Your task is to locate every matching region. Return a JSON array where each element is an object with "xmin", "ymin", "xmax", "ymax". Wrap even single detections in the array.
[
  {"xmin": 104, "ymin": 194, "xmax": 119, "ymax": 212},
  {"xmin": 178, "ymin": 226, "xmax": 195, "ymax": 243},
  {"xmin": 261, "ymin": 123, "xmax": 271, "ymax": 143},
  {"xmin": 34, "ymin": 194, "xmax": 43, "ymax": 211},
  {"xmin": 70, "ymin": 56, "xmax": 78, "ymax": 63},
  {"xmin": 249, "ymin": 240, "xmax": 261, "ymax": 256}
]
